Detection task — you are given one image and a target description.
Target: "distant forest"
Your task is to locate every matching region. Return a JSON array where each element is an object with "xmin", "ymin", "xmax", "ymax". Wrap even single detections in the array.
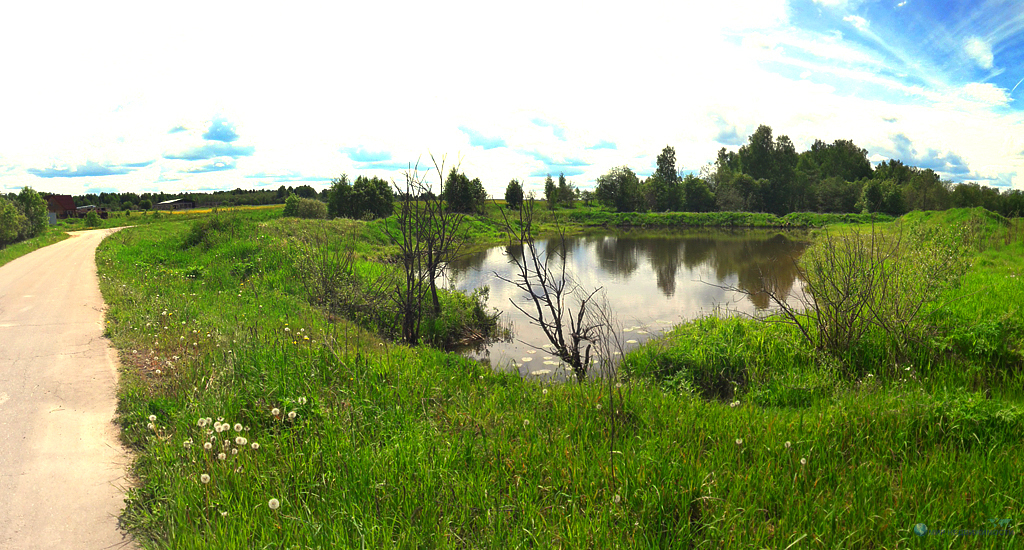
[
  {"xmin": 586, "ymin": 125, "xmax": 1022, "ymax": 218},
  {"xmin": 22, "ymin": 124, "xmax": 1022, "ymax": 217}
]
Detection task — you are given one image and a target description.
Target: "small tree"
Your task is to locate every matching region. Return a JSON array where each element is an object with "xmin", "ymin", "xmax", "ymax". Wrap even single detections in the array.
[
  {"xmin": 17, "ymin": 187, "xmax": 48, "ymax": 239},
  {"xmin": 283, "ymin": 194, "xmax": 299, "ymax": 217},
  {"xmin": 327, "ymin": 175, "xmax": 352, "ymax": 218},
  {"xmin": 504, "ymin": 179, "xmax": 524, "ymax": 210},
  {"xmin": 140, "ymin": 199, "xmax": 152, "ymax": 211},
  {"xmin": 595, "ymin": 166, "xmax": 644, "ymax": 212},
  {"xmin": 544, "ymin": 174, "xmax": 557, "ymax": 210}
]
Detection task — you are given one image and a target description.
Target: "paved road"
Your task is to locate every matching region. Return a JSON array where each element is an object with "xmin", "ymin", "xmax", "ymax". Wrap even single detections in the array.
[{"xmin": 0, "ymin": 229, "xmax": 133, "ymax": 549}]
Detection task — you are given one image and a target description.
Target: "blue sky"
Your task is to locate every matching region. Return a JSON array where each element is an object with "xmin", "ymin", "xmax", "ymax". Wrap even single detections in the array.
[{"xmin": 0, "ymin": 0, "xmax": 1021, "ymax": 198}]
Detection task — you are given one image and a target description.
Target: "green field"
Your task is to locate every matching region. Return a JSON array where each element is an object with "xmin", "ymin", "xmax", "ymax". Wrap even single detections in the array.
[{"xmin": 94, "ymin": 205, "xmax": 1022, "ymax": 548}]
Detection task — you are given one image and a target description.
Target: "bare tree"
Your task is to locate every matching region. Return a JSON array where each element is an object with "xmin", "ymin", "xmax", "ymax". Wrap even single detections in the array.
[
  {"xmin": 382, "ymin": 156, "xmax": 469, "ymax": 344},
  {"xmin": 496, "ymin": 198, "xmax": 604, "ymax": 381}
]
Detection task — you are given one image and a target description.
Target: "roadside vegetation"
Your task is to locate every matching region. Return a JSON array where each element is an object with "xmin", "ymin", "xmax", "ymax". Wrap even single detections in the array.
[{"xmin": 95, "ymin": 201, "xmax": 1023, "ymax": 548}]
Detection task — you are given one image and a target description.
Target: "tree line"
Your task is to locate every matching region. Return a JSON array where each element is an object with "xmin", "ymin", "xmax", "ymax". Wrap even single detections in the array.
[
  {"xmin": 586, "ymin": 125, "xmax": 1023, "ymax": 217},
  {"xmin": 0, "ymin": 187, "xmax": 48, "ymax": 247}
]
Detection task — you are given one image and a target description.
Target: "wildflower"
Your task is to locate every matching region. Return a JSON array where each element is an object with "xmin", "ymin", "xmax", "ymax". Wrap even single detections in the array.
[
  {"xmin": 542, "ymin": 389, "xmax": 548, "ymax": 395},
  {"xmin": 204, "ymin": 442, "xmax": 213, "ymax": 450},
  {"xmin": 784, "ymin": 441, "xmax": 791, "ymax": 450},
  {"xmin": 217, "ymin": 452, "xmax": 226, "ymax": 460},
  {"xmin": 735, "ymin": 438, "xmax": 743, "ymax": 446},
  {"xmin": 288, "ymin": 411, "xmax": 297, "ymax": 420},
  {"xmin": 220, "ymin": 511, "xmax": 228, "ymax": 517},
  {"xmin": 234, "ymin": 423, "xmax": 243, "ymax": 432},
  {"xmin": 613, "ymin": 494, "xmax": 621, "ymax": 503},
  {"xmin": 147, "ymin": 423, "xmax": 155, "ymax": 431},
  {"xmin": 183, "ymin": 440, "xmax": 192, "ymax": 449},
  {"xmin": 800, "ymin": 457, "xmax": 807, "ymax": 466},
  {"xmin": 198, "ymin": 418, "xmax": 208, "ymax": 428},
  {"xmin": 268, "ymin": 498, "xmax": 280, "ymax": 510},
  {"xmin": 729, "ymin": 401, "xmax": 739, "ymax": 408},
  {"xmin": 231, "ymin": 448, "xmax": 238, "ymax": 455},
  {"xmin": 200, "ymin": 474, "xmax": 211, "ymax": 484},
  {"xmin": 235, "ymin": 437, "xmax": 247, "ymax": 446},
  {"xmin": 148, "ymin": 414, "xmax": 157, "ymax": 422},
  {"xmin": 523, "ymin": 419, "xmax": 530, "ymax": 427},
  {"xmin": 271, "ymin": 408, "xmax": 280, "ymax": 416},
  {"xmin": 251, "ymin": 442, "xmax": 260, "ymax": 450},
  {"xmin": 596, "ymin": 404, "xmax": 602, "ymax": 410}
]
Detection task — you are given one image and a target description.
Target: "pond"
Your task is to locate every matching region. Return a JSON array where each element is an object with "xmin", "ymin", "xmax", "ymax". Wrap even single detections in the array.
[{"xmin": 446, "ymin": 229, "xmax": 811, "ymax": 377}]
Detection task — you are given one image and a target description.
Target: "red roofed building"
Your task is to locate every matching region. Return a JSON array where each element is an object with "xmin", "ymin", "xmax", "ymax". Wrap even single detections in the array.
[{"xmin": 44, "ymin": 195, "xmax": 78, "ymax": 221}]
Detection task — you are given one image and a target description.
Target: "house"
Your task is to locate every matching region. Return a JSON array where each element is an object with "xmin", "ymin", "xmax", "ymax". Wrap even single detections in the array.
[
  {"xmin": 155, "ymin": 198, "xmax": 195, "ymax": 210},
  {"xmin": 44, "ymin": 194, "xmax": 78, "ymax": 223}
]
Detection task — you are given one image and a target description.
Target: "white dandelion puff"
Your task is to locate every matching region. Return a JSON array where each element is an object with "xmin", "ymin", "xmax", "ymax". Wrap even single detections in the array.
[
  {"xmin": 735, "ymin": 438, "xmax": 743, "ymax": 446},
  {"xmin": 251, "ymin": 442, "xmax": 260, "ymax": 450},
  {"xmin": 233, "ymin": 423, "xmax": 243, "ymax": 432},
  {"xmin": 800, "ymin": 457, "xmax": 807, "ymax": 466},
  {"xmin": 235, "ymin": 437, "xmax": 247, "ymax": 446},
  {"xmin": 148, "ymin": 414, "xmax": 157, "ymax": 422},
  {"xmin": 217, "ymin": 452, "xmax": 226, "ymax": 460},
  {"xmin": 271, "ymin": 408, "xmax": 280, "ymax": 416},
  {"xmin": 288, "ymin": 411, "xmax": 297, "ymax": 420},
  {"xmin": 268, "ymin": 498, "xmax": 280, "ymax": 510},
  {"xmin": 200, "ymin": 474, "xmax": 210, "ymax": 484},
  {"xmin": 204, "ymin": 442, "xmax": 213, "ymax": 450}
]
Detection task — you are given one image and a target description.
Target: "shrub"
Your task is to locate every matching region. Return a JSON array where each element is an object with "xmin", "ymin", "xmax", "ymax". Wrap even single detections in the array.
[
  {"xmin": 295, "ymin": 198, "xmax": 327, "ymax": 219},
  {"xmin": 283, "ymin": 194, "xmax": 299, "ymax": 217},
  {"xmin": 85, "ymin": 210, "xmax": 102, "ymax": 227}
]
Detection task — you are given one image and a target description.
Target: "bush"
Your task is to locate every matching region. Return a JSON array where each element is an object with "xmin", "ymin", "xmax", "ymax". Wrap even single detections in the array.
[
  {"xmin": 283, "ymin": 194, "xmax": 299, "ymax": 217},
  {"xmin": 295, "ymin": 198, "xmax": 327, "ymax": 219},
  {"xmin": 0, "ymin": 198, "xmax": 25, "ymax": 245},
  {"xmin": 84, "ymin": 210, "xmax": 101, "ymax": 227}
]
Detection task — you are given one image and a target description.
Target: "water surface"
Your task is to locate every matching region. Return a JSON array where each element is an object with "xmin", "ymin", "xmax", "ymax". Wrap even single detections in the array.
[{"xmin": 447, "ymin": 229, "xmax": 810, "ymax": 376}]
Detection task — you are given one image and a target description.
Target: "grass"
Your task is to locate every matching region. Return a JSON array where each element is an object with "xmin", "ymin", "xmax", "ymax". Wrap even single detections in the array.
[
  {"xmin": 97, "ymin": 206, "xmax": 1023, "ymax": 548},
  {"xmin": 0, "ymin": 229, "xmax": 70, "ymax": 268}
]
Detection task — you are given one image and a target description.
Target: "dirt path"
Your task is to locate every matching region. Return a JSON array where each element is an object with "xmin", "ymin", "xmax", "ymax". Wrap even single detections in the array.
[{"xmin": 0, "ymin": 229, "xmax": 134, "ymax": 549}]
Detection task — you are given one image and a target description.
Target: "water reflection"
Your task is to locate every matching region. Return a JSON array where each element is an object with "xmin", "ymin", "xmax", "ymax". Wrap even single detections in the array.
[{"xmin": 447, "ymin": 229, "xmax": 810, "ymax": 375}]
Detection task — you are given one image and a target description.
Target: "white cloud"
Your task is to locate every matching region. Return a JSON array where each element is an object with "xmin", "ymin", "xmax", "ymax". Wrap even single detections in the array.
[
  {"xmin": 843, "ymin": 15, "xmax": 870, "ymax": 31},
  {"xmin": 964, "ymin": 36, "xmax": 995, "ymax": 70}
]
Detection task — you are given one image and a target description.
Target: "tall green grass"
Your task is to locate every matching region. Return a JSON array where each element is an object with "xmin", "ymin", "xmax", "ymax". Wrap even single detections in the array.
[{"xmin": 98, "ymin": 207, "xmax": 1023, "ymax": 548}]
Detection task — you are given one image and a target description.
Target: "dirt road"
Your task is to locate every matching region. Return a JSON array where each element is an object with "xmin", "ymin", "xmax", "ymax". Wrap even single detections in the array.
[{"xmin": 0, "ymin": 229, "xmax": 133, "ymax": 549}]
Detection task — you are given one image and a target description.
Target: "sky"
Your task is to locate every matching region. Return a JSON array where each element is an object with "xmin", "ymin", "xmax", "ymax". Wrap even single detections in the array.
[{"xmin": 1, "ymin": 0, "xmax": 1022, "ymax": 199}]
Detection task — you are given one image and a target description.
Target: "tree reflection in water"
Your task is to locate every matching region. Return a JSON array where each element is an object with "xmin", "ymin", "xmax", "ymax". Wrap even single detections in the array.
[{"xmin": 446, "ymin": 229, "xmax": 810, "ymax": 375}]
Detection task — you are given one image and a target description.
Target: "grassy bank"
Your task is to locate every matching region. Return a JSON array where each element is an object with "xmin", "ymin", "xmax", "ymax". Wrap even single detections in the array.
[{"xmin": 98, "ymin": 207, "xmax": 1022, "ymax": 548}]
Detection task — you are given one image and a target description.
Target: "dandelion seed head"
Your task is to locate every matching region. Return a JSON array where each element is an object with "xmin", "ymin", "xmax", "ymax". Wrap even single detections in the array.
[
  {"xmin": 542, "ymin": 389, "xmax": 548, "ymax": 395},
  {"xmin": 204, "ymin": 442, "xmax": 213, "ymax": 450},
  {"xmin": 234, "ymin": 423, "xmax": 243, "ymax": 432},
  {"xmin": 183, "ymin": 440, "xmax": 192, "ymax": 449},
  {"xmin": 148, "ymin": 414, "xmax": 157, "ymax": 422},
  {"xmin": 231, "ymin": 448, "xmax": 238, "ymax": 455},
  {"xmin": 288, "ymin": 411, "xmax": 297, "ymax": 420},
  {"xmin": 235, "ymin": 437, "xmax": 247, "ymax": 446},
  {"xmin": 800, "ymin": 457, "xmax": 807, "ymax": 465},
  {"xmin": 735, "ymin": 438, "xmax": 743, "ymax": 446},
  {"xmin": 298, "ymin": 397, "xmax": 307, "ymax": 405},
  {"xmin": 271, "ymin": 408, "xmax": 280, "ymax": 416},
  {"xmin": 784, "ymin": 441, "xmax": 791, "ymax": 449},
  {"xmin": 217, "ymin": 452, "xmax": 226, "ymax": 460},
  {"xmin": 200, "ymin": 473, "xmax": 210, "ymax": 484},
  {"xmin": 251, "ymin": 442, "xmax": 260, "ymax": 450},
  {"xmin": 147, "ymin": 423, "xmax": 155, "ymax": 431},
  {"xmin": 268, "ymin": 498, "xmax": 280, "ymax": 510},
  {"xmin": 613, "ymin": 494, "xmax": 621, "ymax": 503}
]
